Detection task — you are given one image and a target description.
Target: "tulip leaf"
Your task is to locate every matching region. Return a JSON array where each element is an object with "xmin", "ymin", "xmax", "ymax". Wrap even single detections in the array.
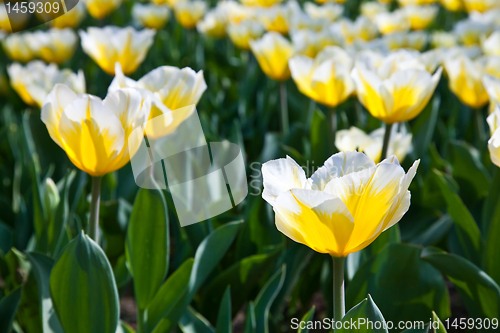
[
  {"xmin": 310, "ymin": 109, "xmax": 331, "ymax": 166},
  {"xmin": 50, "ymin": 232, "xmax": 120, "ymax": 333},
  {"xmin": 243, "ymin": 302, "xmax": 256, "ymax": 333},
  {"xmin": 432, "ymin": 169, "xmax": 482, "ymax": 264},
  {"xmin": 215, "ymin": 287, "xmax": 232, "ymax": 333},
  {"xmin": 254, "ymin": 265, "xmax": 286, "ymax": 333},
  {"xmin": 336, "ymin": 295, "xmax": 388, "ymax": 333},
  {"xmin": 298, "ymin": 306, "xmax": 316, "ymax": 333},
  {"xmin": 26, "ymin": 252, "xmax": 64, "ymax": 333},
  {"xmin": 421, "ymin": 247, "xmax": 500, "ymax": 319},
  {"xmin": 482, "ymin": 168, "xmax": 500, "ymax": 234},
  {"xmin": 346, "ymin": 243, "xmax": 450, "ymax": 326},
  {"xmin": 126, "ymin": 188, "xmax": 169, "ymax": 310},
  {"xmin": 0, "ymin": 222, "xmax": 13, "ymax": 255},
  {"xmin": 179, "ymin": 306, "xmax": 215, "ymax": 333},
  {"xmin": 0, "ymin": 287, "xmax": 22, "ymax": 333},
  {"xmin": 485, "ymin": 203, "xmax": 500, "ymax": 286},
  {"xmin": 150, "ymin": 221, "xmax": 242, "ymax": 333}
]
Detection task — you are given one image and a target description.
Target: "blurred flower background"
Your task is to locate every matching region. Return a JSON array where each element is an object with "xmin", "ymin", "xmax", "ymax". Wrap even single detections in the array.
[{"xmin": 1, "ymin": 0, "xmax": 500, "ymax": 332}]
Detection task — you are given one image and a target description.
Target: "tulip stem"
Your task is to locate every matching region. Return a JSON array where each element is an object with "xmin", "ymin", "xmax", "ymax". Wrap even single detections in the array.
[
  {"xmin": 475, "ymin": 108, "xmax": 486, "ymax": 148},
  {"xmin": 332, "ymin": 256, "xmax": 345, "ymax": 322},
  {"xmin": 381, "ymin": 123, "xmax": 393, "ymax": 161},
  {"xmin": 280, "ymin": 81, "xmax": 289, "ymax": 136},
  {"xmin": 329, "ymin": 107, "xmax": 337, "ymax": 150},
  {"xmin": 87, "ymin": 176, "xmax": 102, "ymax": 243}
]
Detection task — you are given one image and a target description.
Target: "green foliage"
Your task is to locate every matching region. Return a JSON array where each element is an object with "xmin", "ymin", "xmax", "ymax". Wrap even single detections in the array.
[{"xmin": 337, "ymin": 295, "xmax": 388, "ymax": 333}]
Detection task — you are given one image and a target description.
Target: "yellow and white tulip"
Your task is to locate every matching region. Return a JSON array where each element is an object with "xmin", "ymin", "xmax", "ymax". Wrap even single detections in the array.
[
  {"xmin": 483, "ymin": 74, "xmax": 500, "ymax": 113},
  {"xmin": 332, "ymin": 17, "xmax": 379, "ymax": 44},
  {"xmin": 375, "ymin": 10, "xmax": 411, "ymax": 35},
  {"xmin": 440, "ymin": 0, "xmax": 463, "ymax": 11},
  {"xmin": 360, "ymin": 2, "xmax": 388, "ymax": 21},
  {"xmin": 289, "ymin": 46, "xmax": 354, "ymax": 108},
  {"xmin": 351, "ymin": 50, "xmax": 442, "ymax": 123},
  {"xmin": 304, "ymin": 2, "xmax": 343, "ymax": 22},
  {"xmin": 174, "ymin": 1, "xmax": 207, "ymax": 29},
  {"xmin": 250, "ymin": 32, "xmax": 294, "ymax": 81},
  {"xmin": 80, "ymin": 26, "xmax": 155, "ymax": 75},
  {"xmin": 25, "ymin": 28, "xmax": 78, "ymax": 65},
  {"xmin": 261, "ymin": 152, "xmax": 419, "ymax": 257},
  {"xmin": 403, "ymin": 5, "xmax": 438, "ymax": 30},
  {"xmin": 227, "ymin": 20, "xmax": 265, "ymax": 50},
  {"xmin": 2, "ymin": 33, "xmax": 35, "ymax": 63},
  {"xmin": 132, "ymin": 3, "xmax": 171, "ymax": 30},
  {"xmin": 383, "ymin": 31, "xmax": 429, "ymax": 51},
  {"xmin": 482, "ymin": 31, "xmax": 500, "ymax": 56},
  {"xmin": 51, "ymin": 2, "xmax": 87, "ymax": 29},
  {"xmin": 430, "ymin": 31, "xmax": 458, "ymax": 48},
  {"xmin": 8, "ymin": 61, "xmax": 85, "ymax": 107},
  {"xmin": 197, "ymin": 8, "xmax": 228, "ymax": 39},
  {"xmin": 83, "ymin": 0, "xmax": 122, "ymax": 19},
  {"xmin": 487, "ymin": 104, "xmax": 500, "ymax": 135},
  {"xmin": 463, "ymin": 0, "xmax": 500, "ymax": 12},
  {"xmin": 453, "ymin": 19, "xmax": 493, "ymax": 46}
]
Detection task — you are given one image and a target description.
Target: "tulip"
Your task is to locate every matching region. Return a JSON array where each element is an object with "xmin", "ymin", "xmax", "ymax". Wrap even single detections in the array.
[
  {"xmin": 291, "ymin": 28, "xmax": 344, "ymax": 58},
  {"xmin": 402, "ymin": 5, "xmax": 438, "ymax": 30},
  {"xmin": 440, "ymin": 0, "xmax": 463, "ymax": 11},
  {"xmin": 398, "ymin": 0, "xmax": 437, "ymax": 5},
  {"xmin": 468, "ymin": 8, "xmax": 500, "ymax": 26},
  {"xmin": 453, "ymin": 19, "xmax": 493, "ymax": 46},
  {"xmin": 83, "ymin": 0, "xmax": 122, "ymax": 19},
  {"xmin": 351, "ymin": 50, "xmax": 442, "ymax": 124},
  {"xmin": 250, "ymin": 32, "xmax": 294, "ymax": 82},
  {"xmin": 241, "ymin": 0, "xmax": 284, "ymax": 6},
  {"xmin": 197, "ymin": 9, "xmax": 228, "ymax": 39},
  {"xmin": 174, "ymin": 1, "xmax": 207, "ymax": 29},
  {"xmin": 383, "ymin": 31, "xmax": 429, "ymax": 51},
  {"xmin": 431, "ymin": 31, "xmax": 458, "ymax": 48},
  {"xmin": 444, "ymin": 54, "xmax": 489, "ymax": 109},
  {"xmin": 0, "ymin": 4, "xmax": 30, "ymax": 33},
  {"xmin": 7, "ymin": 61, "xmax": 85, "ymax": 107},
  {"xmin": 2, "ymin": 33, "xmax": 36, "ymax": 63},
  {"xmin": 483, "ymin": 75, "xmax": 500, "ymax": 113},
  {"xmin": 289, "ymin": 46, "xmax": 354, "ymax": 108},
  {"xmin": 375, "ymin": 10, "xmax": 411, "ymax": 35},
  {"xmin": 259, "ymin": 4, "xmax": 290, "ymax": 34},
  {"xmin": 289, "ymin": 11, "xmax": 326, "ymax": 33},
  {"xmin": 109, "ymin": 63, "xmax": 206, "ymax": 138},
  {"xmin": 51, "ymin": 2, "xmax": 87, "ymax": 29},
  {"xmin": 262, "ymin": 151, "xmax": 419, "ymax": 319},
  {"xmin": 132, "ymin": 3, "xmax": 171, "ymax": 30},
  {"xmin": 360, "ymin": 2, "xmax": 388, "ymax": 21},
  {"xmin": 487, "ymin": 104, "xmax": 500, "ymax": 135},
  {"xmin": 227, "ymin": 20, "xmax": 265, "ymax": 50},
  {"xmin": 482, "ymin": 31, "xmax": 500, "ymax": 57},
  {"xmin": 463, "ymin": 0, "xmax": 500, "ymax": 12},
  {"xmin": 25, "ymin": 28, "xmax": 78, "ymax": 65},
  {"xmin": 80, "ymin": 26, "xmax": 155, "ymax": 75},
  {"xmin": 304, "ymin": 2, "xmax": 343, "ymax": 22},
  {"xmin": 489, "ymin": 128, "xmax": 500, "ymax": 167},
  {"xmin": 335, "ymin": 125, "xmax": 413, "ymax": 163},
  {"xmin": 332, "ymin": 17, "xmax": 378, "ymax": 44}
]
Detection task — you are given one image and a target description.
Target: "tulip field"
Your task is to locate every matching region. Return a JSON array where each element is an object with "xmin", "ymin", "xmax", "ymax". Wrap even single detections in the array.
[{"xmin": 2, "ymin": 0, "xmax": 500, "ymax": 332}]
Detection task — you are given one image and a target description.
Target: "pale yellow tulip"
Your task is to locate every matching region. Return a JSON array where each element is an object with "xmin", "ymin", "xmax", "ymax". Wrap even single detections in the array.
[
  {"xmin": 25, "ymin": 28, "xmax": 78, "ymax": 65},
  {"xmin": 483, "ymin": 74, "xmax": 500, "ymax": 113},
  {"xmin": 487, "ymin": 104, "xmax": 500, "ymax": 135},
  {"xmin": 250, "ymin": 32, "xmax": 294, "ymax": 81},
  {"xmin": 403, "ymin": 5, "xmax": 438, "ymax": 30},
  {"xmin": 351, "ymin": 50, "xmax": 442, "ymax": 123},
  {"xmin": 360, "ymin": 2, "xmax": 388, "ymax": 21},
  {"xmin": 463, "ymin": 0, "xmax": 500, "ymax": 12},
  {"xmin": 83, "ymin": 0, "xmax": 122, "ymax": 19},
  {"xmin": 489, "ymin": 128, "xmax": 500, "ymax": 167},
  {"xmin": 482, "ymin": 31, "xmax": 500, "ymax": 56},
  {"xmin": 431, "ymin": 31, "xmax": 458, "ymax": 48},
  {"xmin": 291, "ymin": 28, "xmax": 344, "ymax": 58},
  {"xmin": 197, "ymin": 8, "xmax": 227, "ymax": 39},
  {"xmin": 259, "ymin": 5, "xmax": 290, "ymax": 34},
  {"xmin": 304, "ymin": 2, "xmax": 343, "ymax": 22},
  {"xmin": 174, "ymin": 1, "xmax": 207, "ymax": 29},
  {"xmin": 289, "ymin": 46, "xmax": 354, "ymax": 107},
  {"xmin": 51, "ymin": 2, "xmax": 87, "ymax": 29},
  {"xmin": 2, "ymin": 33, "xmax": 35, "ymax": 63},
  {"xmin": 262, "ymin": 152, "xmax": 419, "ymax": 257},
  {"xmin": 440, "ymin": 0, "xmax": 463, "ymax": 11},
  {"xmin": 80, "ymin": 26, "xmax": 155, "ymax": 75},
  {"xmin": 8, "ymin": 61, "xmax": 85, "ymax": 107},
  {"xmin": 227, "ymin": 20, "xmax": 265, "ymax": 50},
  {"xmin": 0, "ymin": 3, "xmax": 30, "ymax": 32},
  {"xmin": 375, "ymin": 10, "xmax": 411, "ymax": 35},
  {"xmin": 332, "ymin": 17, "xmax": 379, "ymax": 45},
  {"xmin": 132, "ymin": 3, "xmax": 170, "ymax": 30},
  {"xmin": 383, "ymin": 31, "xmax": 429, "ymax": 51},
  {"xmin": 453, "ymin": 19, "xmax": 493, "ymax": 46},
  {"xmin": 241, "ymin": 0, "xmax": 283, "ymax": 6}
]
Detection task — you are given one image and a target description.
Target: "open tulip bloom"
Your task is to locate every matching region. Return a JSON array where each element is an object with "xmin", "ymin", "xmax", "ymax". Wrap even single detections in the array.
[{"xmin": 262, "ymin": 151, "xmax": 419, "ymax": 319}]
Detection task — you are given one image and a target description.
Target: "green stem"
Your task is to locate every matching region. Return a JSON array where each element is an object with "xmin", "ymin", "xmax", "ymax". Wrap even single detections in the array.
[
  {"xmin": 475, "ymin": 108, "xmax": 486, "ymax": 149},
  {"xmin": 137, "ymin": 308, "xmax": 146, "ymax": 333},
  {"xmin": 332, "ymin": 256, "xmax": 345, "ymax": 322},
  {"xmin": 329, "ymin": 107, "xmax": 337, "ymax": 150},
  {"xmin": 380, "ymin": 123, "xmax": 393, "ymax": 161},
  {"xmin": 87, "ymin": 176, "xmax": 102, "ymax": 243},
  {"xmin": 280, "ymin": 81, "xmax": 289, "ymax": 136}
]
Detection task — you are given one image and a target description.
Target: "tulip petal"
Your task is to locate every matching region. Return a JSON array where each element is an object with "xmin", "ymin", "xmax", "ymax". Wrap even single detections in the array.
[
  {"xmin": 262, "ymin": 156, "xmax": 310, "ymax": 206},
  {"xmin": 489, "ymin": 128, "xmax": 500, "ymax": 168},
  {"xmin": 310, "ymin": 151, "xmax": 375, "ymax": 191},
  {"xmin": 274, "ymin": 188, "xmax": 354, "ymax": 256}
]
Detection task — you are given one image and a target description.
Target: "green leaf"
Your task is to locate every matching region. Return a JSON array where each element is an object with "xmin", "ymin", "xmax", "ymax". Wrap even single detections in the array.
[
  {"xmin": 485, "ymin": 203, "xmax": 500, "ymax": 285},
  {"xmin": 0, "ymin": 222, "xmax": 13, "ymax": 255},
  {"xmin": 310, "ymin": 109, "xmax": 331, "ymax": 166},
  {"xmin": 179, "ymin": 307, "xmax": 215, "ymax": 333},
  {"xmin": 117, "ymin": 321, "xmax": 136, "ymax": 333},
  {"xmin": 50, "ymin": 232, "xmax": 120, "ymax": 333},
  {"xmin": 26, "ymin": 252, "xmax": 64, "ymax": 333},
  {"xmin": 215, "ymin": 287, "xmax": 232, "ymax": 333},
  {"xmin": 346, "ymin": 243, "xmax": 450, "ymax": 327},
  {"xmin": 336, "ymin": 295, "xmax": 388, "ymax": 333},
  {"xmin": 150, "ymin": 221, "xmax": 242, "ymax": 333},
  {"xmin": 126, "ymin": 188, "xmax": 169, "ymax": 310},
  {"xmin": 482, "ymin": 167, "xmax": 500, "ymax": 233},
  {"xmin": 432, "ymin": 170, "xmax": 482, "ymax": 264},
  {"xmin": 421, "ymin": 248, "xmax": 500, "ymax": 319},
  {"xmin": 298, "ymin": 306, "xmax": 315, "ymax": 333},
  {"xmin": 430, "ymin": 311, "xmax": 447, "ymax": 333},
  {"xmin": 0, "ymin": 287, "xmax": 22, "ymax": 333},
  {"xmin": 243, "ymin": 302, "xmax": 256, "ymax": 333},
  {"xmin": 254, "ymin": 265, "xmax": 286, "ymax": 333}
]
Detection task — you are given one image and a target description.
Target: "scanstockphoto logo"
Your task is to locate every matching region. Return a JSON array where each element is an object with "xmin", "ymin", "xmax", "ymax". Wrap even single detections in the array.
[
  {"xmin": 129, "ymin": 105, "xmax": 248, "ymax": 227},
  {"xmin": 2, "ymin": 0, "xmax": 78, "ymax": 32}
]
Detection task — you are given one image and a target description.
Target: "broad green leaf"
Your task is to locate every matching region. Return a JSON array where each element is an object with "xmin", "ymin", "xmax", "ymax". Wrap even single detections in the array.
[
  {"xmin": 202, "ymin": 249, "xmax": 279, "ymax": 319},
  {"xmin": 432, "ymin": 170, "xmax": 482, "ymax": 264},
  {"xmin": 243, "ymin": 302, "xmax": 256, "ymax": 333},
  {"xmin": 215, "ymin": 287, "xmax": 232, "ymax": 333},
  {"xmin": 410, "ymin": 215, "xmax": 453, "ymax": 247},
  {"xmin": 150, "ymin": 221, "xmax": 242, "ymax": 333},
  {"xmin": 485, "ymin": 204, "xmax": 500, "ymax": 285},
  {"xmin": 113, "ymin": 254, "xmax": 131, "ymax": 289},
  {"xmin": 298, "ymin": 306, "xmax": 316, "ymax": 333},
  {"xmin": 254, "ymin": 265, "xmax": 286, "ymax": 333},
  {"xmin": 310, "ymin": 109, "xmax": 331, "ymax": 165},
  {"xmin": 482, "ymin": 167, "xmax": 500, "ymax": 233},
  {"xmin": 0, "ymin": 287, "xmax": 22, "ymax": 333},
  {"xmin": 421, "ymin": 248, "xmax": 500, "ymax": 319},
  {"xmin": 126, "ymin": 188, "xmax": 169, "ymax": 310},
  {"xmin": 50, "ymin": 232, "xmax": 119, "ymax": 333},
  {"xmin": 179, "ymin": 307, "xmax": 215, "ymax": 333},
  {"xmin": 346, "ymin": 243, "xmax": 450, "ymax": 326},
  {"xmin": 336, "ymin": 295, "xmax": 388, "ymax": 333},
  {"xmin": 363, "ymin": 224, "xmax": 401, "ymax": 260},
  {"xmin": 26, "ymin": 252, "xmax": 64, "ymax": 333}
]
